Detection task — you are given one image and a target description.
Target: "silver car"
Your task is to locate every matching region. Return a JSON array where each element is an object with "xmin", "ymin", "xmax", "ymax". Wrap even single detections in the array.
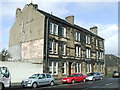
[
  {"xmin": 21, "ymin": 73, "xmax": 54, "ymax": 88},
  {"xmin": 86, "ymin": 72, "xmax": 103, "ymax": 81}
]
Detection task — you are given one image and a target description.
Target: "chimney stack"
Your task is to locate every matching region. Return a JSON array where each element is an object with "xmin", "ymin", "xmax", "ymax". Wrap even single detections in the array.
[
  {"xmin": 65, "ymin": 15, "xmax": 74, "ymax": 24},
  {"xmin": 90, "ymin": 26, "xmax": 98, "ymax": 35},
  {"xmin": 16, "ymin": 8, "xmax": 21, "ymax": 17}
]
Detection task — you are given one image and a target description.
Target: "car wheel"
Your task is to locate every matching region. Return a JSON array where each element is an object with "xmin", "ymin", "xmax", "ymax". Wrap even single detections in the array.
[
  {"xmin": 50, "ymin": 81, "xmax": 54, "ymax": 86},
  {"xmin": 0, "ymin": 83, "xmax": 3, "ymax": 90},
  {"xmin": 32, "ymin": 82, "xmax": 38, "ymax": 88},
  {"xmin": 100, "ymin": 77, "xmax": 103, "ymax": 80},
  {"xmin": 72, "ymin": 80, "xmax": 75, "ymax": 84},
  {"xmin": 92, "ymin": 77, "xmax": 95, "ymax": 81},
  {"xmin": 83, "ymin": 78, "xmax": 86, "ymax": 82}
]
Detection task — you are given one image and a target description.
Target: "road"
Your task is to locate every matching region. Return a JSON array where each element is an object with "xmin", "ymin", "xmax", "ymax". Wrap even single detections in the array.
[{"xmin": 4, "ymin": 76, "xmax": 119, "ymax": 90}]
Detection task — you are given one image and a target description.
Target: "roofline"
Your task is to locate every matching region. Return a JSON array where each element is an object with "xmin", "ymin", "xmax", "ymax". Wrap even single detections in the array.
[{"xmin": 37, "ymin": 9, "xmax": 104, "ymax": 40}]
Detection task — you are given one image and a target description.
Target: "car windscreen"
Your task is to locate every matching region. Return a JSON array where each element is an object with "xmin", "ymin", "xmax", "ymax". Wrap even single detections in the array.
[
  {"xmin": 87, "ymin": 73, "xmax": 95, "ymax": 76},
  {"xmin": 67, "ymin": 74, "xmax": 75, "ymax": 77},
  {"xmin": 0, "ymin": 67, "xmax": 10, "ymax": 78},
  {"xmin": 29, "ymin": 74, "xmax": 39, "ymax": 78}
]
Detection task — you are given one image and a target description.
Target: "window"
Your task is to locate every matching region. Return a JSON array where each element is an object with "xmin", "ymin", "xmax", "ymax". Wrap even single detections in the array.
[
  {"xmin": 49, "ymin": 40, "xmax": 53, "ymax": 54},
  {"xmin": 75, "ymin": 32, "xmax": 80, "ymax": 41},
  {"xmin": 49, "ymin": 40, "xmax": 58, "ymax": 54},
  {"xmin": 75, "ymin": 63, "xmax": 82, "ymax": 73},
  {"xmin": 46, "ymin": 74, "xmax": 51, "ymax": 78},
  {"xmin": 49, "ymin": 22, "xmax": 53, "ymax": 34},
  {"xmin": 87, "ymin": 64, "xmax": 91, "ymax": 73},
  {"xmin": 54, "ymin": 41, "xmax": 58, "ymax": 54},
  {"xmin": 54, "ymin": 24, "xmax": 58, "ymax": 35},
  {"xmin": 75, "ymin": 46, "xmax": 81, "ymax": 57},
  {"xmin": 99, "ymin": 40, "xmax": 103, "ymax": 48},
  {"xmin": 49, "ymin": 62, "xmax": 53, "ymax": 75},
  {"xmin": 75, "ymin": 63, "xmax": 77, "ymax": 73},
  {"xmin": 77, "ymin": 63, "xmax": 81, "ymax": 73},
  {"xmin": 96, "ymin": 39, "xmax": 98, "ymax": 47},
  {"xmin": 61, "ymin": 27, "xmax": 66, "ymax": 37},
  {"xmin": 99, "ymin": 52, "xmax": 104, "ymax": 59},
  {"xmin": 62, "ymin": 62, "xmax": 66, "ymax": 74},
  {"xmin": 40, "ymin": 74, "xmax": 46, "ymax": 79},
  {"xmin": 96, "ymin": 51, "xmax": 99, "ymax": 59},
  {"xmin": 86, "ymin": 49, "xmax": 91, "ymax": 58},
  {"xmin": 49, "ymin": 22, "xmax": 58, "ymax": 35},
  {"xmin": 54, "ymin": 62, "xmax": 58, "ymax": 75},
  {"xmin": 49, "ymin": 62, "xmax": 58, "ymax": 75},
  {"xmin": 61, "ymin": 42, "xmax": 66, "ymax": 55},
  {"xmin": 86, "ymin": 35, "xmax": 90, "ymax": 44}
]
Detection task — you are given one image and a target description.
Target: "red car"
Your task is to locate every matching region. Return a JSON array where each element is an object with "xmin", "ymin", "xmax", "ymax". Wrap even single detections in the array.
[{"xmin": 61, "ymin": 73, "xmax": 86, "ymax": 84}]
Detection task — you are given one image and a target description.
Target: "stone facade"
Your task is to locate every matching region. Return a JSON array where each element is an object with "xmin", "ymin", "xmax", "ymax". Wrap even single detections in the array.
[{"xmin": 9, "ymin": 3, "xmax": 105, "ymax": 80}]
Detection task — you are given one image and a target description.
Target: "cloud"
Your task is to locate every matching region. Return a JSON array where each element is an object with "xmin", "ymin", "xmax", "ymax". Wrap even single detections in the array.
[
  {"xmin": 1, "ymin": 0, "xmax": 119, "ymax": 2},
  {"xmin": 1, "ymin": 1, "xmax": 118, "ymax": 56},
  {"xmin": 98, "ymin": 24, "xmax": 118, "ymax": 55}
]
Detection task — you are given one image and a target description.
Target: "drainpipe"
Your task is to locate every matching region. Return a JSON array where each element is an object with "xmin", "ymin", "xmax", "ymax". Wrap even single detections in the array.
[{"xmin": 45, "ymin": 17, "xmax": 49, "ymax": 73}]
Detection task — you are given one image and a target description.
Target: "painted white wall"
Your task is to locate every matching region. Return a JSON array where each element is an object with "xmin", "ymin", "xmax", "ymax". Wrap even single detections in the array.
[{"xmin": 0, "ymin": 61, "xmax": 43, "ymax": 83}]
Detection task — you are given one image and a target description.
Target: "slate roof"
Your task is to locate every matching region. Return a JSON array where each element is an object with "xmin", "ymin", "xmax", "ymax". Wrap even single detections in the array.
[{"xmin": 37, "ymin": 8, "xmax": 104, "ymax": 40}]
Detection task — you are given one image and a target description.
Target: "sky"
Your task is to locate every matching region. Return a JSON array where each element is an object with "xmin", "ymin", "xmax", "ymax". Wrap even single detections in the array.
[{"xmin": 0, "ymin": 0, "xmax": 119, "ymax": 56}]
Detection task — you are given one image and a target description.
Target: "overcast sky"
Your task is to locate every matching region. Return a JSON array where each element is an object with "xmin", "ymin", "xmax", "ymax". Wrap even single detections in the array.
[{"xmin": 0, "ymin": 0, "xmax": 119, "ymax": 56}]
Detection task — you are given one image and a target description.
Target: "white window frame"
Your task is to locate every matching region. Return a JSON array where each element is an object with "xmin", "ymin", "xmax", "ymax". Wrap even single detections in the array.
[
  {"xmin": 54, "ymin": 24, "xmax": 58, "ymax": 35},
  {"xmin": 96, "ymin": 39, "xmax": 98, "ymax": 47},
  {"xmin": 78, "ymin": 33, "xmax": 81, "ymax": 41},
  {"xmin": 49, "ymin": 22, "xmax": 54, "ymax": 34},
  {"xmin": 62, "ymin": 27, "xmax": 66, "ymax": 37},
  {"xmin": 96, "ymin": 51, "xmax": 99, "ymax": 59},
  {"xmin": 86, "ymin": 49, "xmax": 91, "ymax": 58},
  {"xmin": 75, "ymin": 46, "xmax": 81, "ymax": 57},
  {"xmin": 49, "ymin": 62, "xmax": 54, "ymax": 75},
  {"xmin": 87, "ymin": 64, "xmax": 91, "ymax": 73},
  {"xmin": 53, "ymin": 62, "xmax": 58, "ymax": 75},
  {"xmin": 62, "ymin": 43, "xmax": 66, "ymax": 55},
  {"xmin": 86, "ymin": 35, "xmax": 90, "ymax": 44},
  {"xmin": 75, "ymin": 32, "xmax": 80, "ymax": 41}
]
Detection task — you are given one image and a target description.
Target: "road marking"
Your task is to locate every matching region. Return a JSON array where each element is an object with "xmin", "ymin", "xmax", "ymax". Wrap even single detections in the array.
[{"xmin": 105, "ymin": 83, "xmax": 112, "ymax": 86}]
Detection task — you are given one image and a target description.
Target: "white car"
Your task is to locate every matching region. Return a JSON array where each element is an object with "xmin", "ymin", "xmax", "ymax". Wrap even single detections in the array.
[
  {"xmin": 0, "ymin": 67, "xmax": 11, "ymax": 90},
  {"xmin": 86, "ymin": 72, "xmax": 103, "ymax": 81},
  {"xmin": 21, "ymin": 73, "xmax": 55, "ymax": 88}
]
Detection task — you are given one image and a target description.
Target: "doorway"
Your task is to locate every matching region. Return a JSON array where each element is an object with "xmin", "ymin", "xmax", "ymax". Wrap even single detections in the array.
[{"xmin": 69, "ymin": 62, "xmax": 72, "ymax": 75}]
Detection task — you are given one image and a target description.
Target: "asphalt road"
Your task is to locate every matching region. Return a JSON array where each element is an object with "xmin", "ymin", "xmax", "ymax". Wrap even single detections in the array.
[{"xmin": 4, "ymin": 76, "xmax": 120, "ymax": 90}]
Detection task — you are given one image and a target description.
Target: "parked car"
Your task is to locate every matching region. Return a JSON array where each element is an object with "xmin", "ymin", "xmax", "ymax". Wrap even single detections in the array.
[
  {"xmin": 61, "ymin": 73, "xmax": 86, "ymax": 84},
  {"xmin": 21, "ymin": 73, "xmax": 54, "ymax": 88},
  {"xmin": 112, "ymin": 71, "xmax": 120, "ymax": 78},
  {"xmin": 0, "ymin": 67, "xmax": 11, "ymax": 90},
  {"xmin": 86, "ymin": 72, "xmax": 103, "ymax": 81}
]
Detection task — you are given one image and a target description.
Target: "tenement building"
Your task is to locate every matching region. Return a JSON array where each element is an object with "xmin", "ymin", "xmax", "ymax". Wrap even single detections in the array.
[{"xmin": 9, "ymin": 3, "xmax": 105, "ymax": 79}]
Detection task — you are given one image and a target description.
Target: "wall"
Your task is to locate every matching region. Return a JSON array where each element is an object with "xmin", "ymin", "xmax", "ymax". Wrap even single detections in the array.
[
  {"xmin": 0, "ymin": 61, "xmax": 43, "ymax": 83},
  {"xmin": 9, "ymin": 3, "xmax": 45, "ymax": 64}
]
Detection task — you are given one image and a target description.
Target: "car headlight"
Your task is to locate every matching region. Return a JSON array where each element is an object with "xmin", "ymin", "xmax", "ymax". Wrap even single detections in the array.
[
  {"xmin": 67, "ymin": 79, "xmax": 70, "ymax": 81},
  {"xmin": 27, "ymin": 80, "xmax": 32, "ymax": 83}
]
